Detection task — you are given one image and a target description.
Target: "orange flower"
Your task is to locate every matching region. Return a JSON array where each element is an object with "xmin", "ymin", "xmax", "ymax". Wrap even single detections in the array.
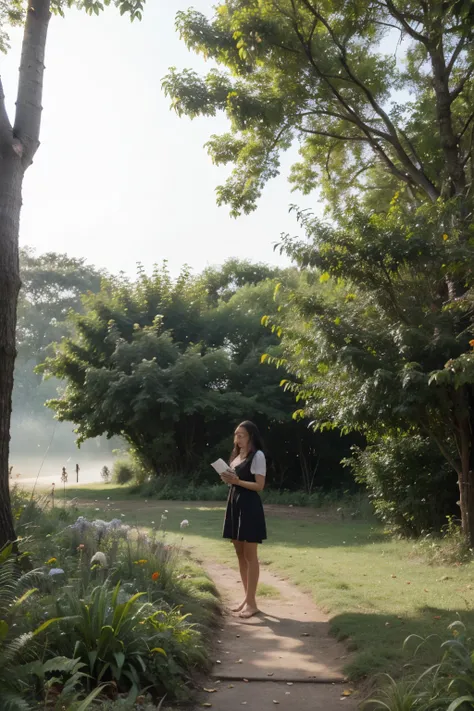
[
  {"xmin": 152, "ymin": 571, "xmax": 160, "ymax": 581},
  {"xmin": 470, "ymin": 339, "xmax": 474, "ymax": 348}
]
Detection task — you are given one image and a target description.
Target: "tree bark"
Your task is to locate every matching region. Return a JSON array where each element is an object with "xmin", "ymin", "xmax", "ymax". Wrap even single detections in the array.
[
  {"xmin": 0, "ymin": 0, "xmax": 50, "ymax": 549},
  {"xmin": 0, "ymin": 153, "xmax": 24, "ymax": 548},
  {"xmin": 454, "ymin": 387, "xmax": 474, "ymax": 547}
]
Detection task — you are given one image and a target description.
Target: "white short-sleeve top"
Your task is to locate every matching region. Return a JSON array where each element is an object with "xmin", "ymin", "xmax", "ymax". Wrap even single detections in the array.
[{"xmin": 231, "ymin": 450, "xmax": 266, "ymax": 477}]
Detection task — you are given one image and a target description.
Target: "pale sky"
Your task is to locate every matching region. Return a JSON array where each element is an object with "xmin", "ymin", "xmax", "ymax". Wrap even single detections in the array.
[{"xmin": 0, "ymin": 1, "xmax": 322, "ymax": 277}]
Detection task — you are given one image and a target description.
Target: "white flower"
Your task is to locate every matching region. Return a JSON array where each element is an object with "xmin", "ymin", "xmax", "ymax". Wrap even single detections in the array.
[
  {"xmin": 180, "ymin": 520, "xmax": 189, "ymax": 529},
  {"xmin": 48, "ymin": 568, "xmax": 65, "ymax": 576},
  {"xmin": 164, "ymin": 510, "xmax": 169, "ymax": 513},
  {"xmin": 151, "ymin": 521, "xmax": 155, "ymax": 525},
  {"xmin": 90, "ymin": 552, "xmax": 108, "ymax": 567}
]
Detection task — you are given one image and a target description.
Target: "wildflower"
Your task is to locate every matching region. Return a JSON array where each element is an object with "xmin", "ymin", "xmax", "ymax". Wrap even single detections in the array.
[
  {"xmin": 164, "ymin": 510, "xmax": 168, "ymax": 513},
  {"xmin": 151, "ymin": 521, "xmax": 155, "ymax": 525},
  {"xmin": 48, "ymin": 568, "xmax": 64, "ymax": 576},
  {"xmin": 134, "ymin": 559, "xmax": 148, "ymax": 565},
  {"xmin": 443, "ymin": 233, "xmax": 449, "ymax": 241},
  {"xmin": 152, "ymin": 571, "xmax": 160, "ymax": 581},
  {"xmin": 161, "ymin": 515, "xmax": 167, "ymax": 521},
  {"xmin": 90, "ymin": 551, "xmax": 108, "ymax": 567},
  {"xmin": 46, "ymin": 557, "xmax": 57, "ymax": 565},
  {"xmin": 180, "ymin": 520, "xmax": 189, "ymax": 529},
  {"xmin": 470, "ymin": 339, "xmax": 474, "ymax": 348},
  {"xmin": 77, "ymin": 544, "xmax": 85, "ymax": 551}
]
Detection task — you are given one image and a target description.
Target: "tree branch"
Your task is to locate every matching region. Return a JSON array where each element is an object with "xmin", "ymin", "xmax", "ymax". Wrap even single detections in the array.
[
  {"xmin": 299, "ymin": 126, "xmax": 368, "ymax": 141},
  {"xmin": 447, "ymin": 34, "xmax": 467, "ymax": 75},
  {"xmin": 0, "ymin": 76, "xmax": 13, "ymax": 152},
  {"xmin": 378, "ymin": 0, "xmax": 429, "ymax": 44},
  {"xmin": 450, "ymin": 63, "xmax": 474, "ymax": 102},
  {"xmin": 13, "ymin": 0, "xmax": 51, "ymax": 167},
  {"xmin": 291, "ymin": 1, "xmax": 439, "ymax": 200}
]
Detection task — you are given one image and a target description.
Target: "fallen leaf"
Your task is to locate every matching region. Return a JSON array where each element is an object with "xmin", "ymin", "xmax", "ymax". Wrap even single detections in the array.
[
  {"xmin": 243, "ymin": 678, "xmax": 249, "ymax": 683},
  {"xmin": 216, "ymin": 660, "xmax": 222, "ymax": 664},
  {"xmin": 201, "ymin": 704, "xmax": 212, "ymax": 708},
  {"xmin": 267, "ymin": 673, "xmax": 274, "ymax": 677},
  {"xmin": 301, "ymin": 632, "xmax": 310, "ymax": 637},
  {"xmin": 273, "ymin": 701, "xmax": 280, "ymax": 705},
  {"xmin": 342, "ymin": 690, "xmax": 354, "ymax": 697},
  {"xmin": 287, "ymin": 682, "xmax": 293, "ymax": 686},
  {"xmin": 204, "ymin": 688, "xmax": 217, "ymax": 693},
  {"xmin": 228, "ymin": 685, "xmax": 234, "ymax": 689},
  {"xmin": 391, "ymin": 574, "xmax": 397, "ymax": 578}
]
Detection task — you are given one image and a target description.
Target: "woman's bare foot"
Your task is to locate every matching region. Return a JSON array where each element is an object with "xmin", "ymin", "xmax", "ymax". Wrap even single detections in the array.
[
  {"xmin": 239, "ymin": 605, "xmax": 259, "ymax": 619},
  {"xmin": 231, "ymin": 600, "xmax": 247, "ymax": 612}
]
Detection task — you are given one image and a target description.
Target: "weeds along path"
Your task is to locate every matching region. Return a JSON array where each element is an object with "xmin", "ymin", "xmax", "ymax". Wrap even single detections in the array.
[{"xmin": 74, "ymin": 496, "xmax": 358, "ymax": 710}]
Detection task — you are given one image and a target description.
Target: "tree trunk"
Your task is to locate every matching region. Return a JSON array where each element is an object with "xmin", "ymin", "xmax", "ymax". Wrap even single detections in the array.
[
  {"xmin": 0, "ymin": 154, "xmax": 24, "ymax": 548},
  {"xmin": 0, "ymin": 0, "xmax": 50, "ymax": 548},
  {"xmin": 455, "ymin": 387, "xmax": 474, "ymax": 547}
]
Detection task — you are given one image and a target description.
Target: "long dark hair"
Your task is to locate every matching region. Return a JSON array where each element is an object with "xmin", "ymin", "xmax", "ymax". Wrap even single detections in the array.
[{"xmin": 231, "ymin": 420, "xmax": 265, "ymax": 462}]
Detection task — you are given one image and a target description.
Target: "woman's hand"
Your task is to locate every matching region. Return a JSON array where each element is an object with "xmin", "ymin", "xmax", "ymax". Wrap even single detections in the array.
[{"xmin": 221, "ymin": 469, "xmax": 239, "ymax": 485}]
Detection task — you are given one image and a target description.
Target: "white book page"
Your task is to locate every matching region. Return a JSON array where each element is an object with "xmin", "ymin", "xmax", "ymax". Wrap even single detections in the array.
[{"xmin": 211, "ymin": 458, "xmax": 230, "ymax": 475}]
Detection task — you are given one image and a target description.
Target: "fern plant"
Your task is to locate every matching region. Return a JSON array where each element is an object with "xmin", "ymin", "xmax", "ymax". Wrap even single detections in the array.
[{"xmin": 0, "ymin": 542, "xmax": 56, "ymax": 709}]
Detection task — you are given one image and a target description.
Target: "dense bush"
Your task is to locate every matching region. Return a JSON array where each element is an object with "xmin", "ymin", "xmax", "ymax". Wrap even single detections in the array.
[
  {"xmin": 135, "ymin": 476, "xmax": 373, "ymax": 518},
  {"xmin": 0, "ymin": 486, "xmax": 219, "ymax": 709},
  {"xmin": 113, "ymin": 460, "xmax": 136, "ymax": 485},
  {"xmin": 348, "ymin": 435, "xmax": 458, "ymax": 537}
]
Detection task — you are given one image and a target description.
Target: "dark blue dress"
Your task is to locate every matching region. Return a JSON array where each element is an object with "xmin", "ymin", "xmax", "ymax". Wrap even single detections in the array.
[{"xmin": 222, "ymin": 452, "xmax": 267, "ymax": 543}]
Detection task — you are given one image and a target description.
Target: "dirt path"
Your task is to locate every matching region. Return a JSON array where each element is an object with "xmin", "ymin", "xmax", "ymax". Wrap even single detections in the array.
[{"xmin": 196, "ymin": 561, "xmax": 357, "ymax": 711}]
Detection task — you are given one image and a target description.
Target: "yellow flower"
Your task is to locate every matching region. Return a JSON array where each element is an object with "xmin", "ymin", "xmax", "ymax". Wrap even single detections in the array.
[
  {"xmin": 46, "ymin": 557, "xmax": 57, "ymax": 565},
  {"xmin": 442, "ymin": 233, "xmax": 449, "ymax": 241}
]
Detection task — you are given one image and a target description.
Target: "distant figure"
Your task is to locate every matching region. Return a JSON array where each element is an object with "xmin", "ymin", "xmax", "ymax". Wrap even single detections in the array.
[
  {"xmin": 76, "ymin": 463, "xmax": 80, "ymax": 483},
  {"xmin": 9, "ymin": 465, "xmax": 13, "ymax": 479},
  {"xmin": 61, "ymin": 467, "xmax": 68, "ymax": 483}
]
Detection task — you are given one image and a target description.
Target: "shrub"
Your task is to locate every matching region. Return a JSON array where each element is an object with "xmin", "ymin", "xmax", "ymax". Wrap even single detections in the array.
[
  {"xmin": 363, "ymin": 621, "xmax": 474, "ymax": 710},
  {"xmin": 349, "ymin": 434, "xmax": 458, "ymax": 536},
  {"xmin": 113, "ymin": 460, "xmax": 136, "ymax": 485},
  {"xmin": 1, "ymin": 490, "xmax": 220, "ymax": 707}
]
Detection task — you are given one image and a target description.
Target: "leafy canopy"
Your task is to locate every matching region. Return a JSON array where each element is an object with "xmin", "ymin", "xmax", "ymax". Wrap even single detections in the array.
[{"xmin": 163, "ymin": 0, "xmax": 474, "ymax": 214}]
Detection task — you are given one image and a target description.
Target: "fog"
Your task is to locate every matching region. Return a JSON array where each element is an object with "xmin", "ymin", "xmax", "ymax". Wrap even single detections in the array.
[{"xmin": 9, "ymin": 417, "xmax": 121, "ymax": 489}]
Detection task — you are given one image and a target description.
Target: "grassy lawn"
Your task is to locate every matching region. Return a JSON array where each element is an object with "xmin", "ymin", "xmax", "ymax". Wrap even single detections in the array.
[{"xmin": 43, "ymin": 483, "xmax": 474, "ymax": 681}]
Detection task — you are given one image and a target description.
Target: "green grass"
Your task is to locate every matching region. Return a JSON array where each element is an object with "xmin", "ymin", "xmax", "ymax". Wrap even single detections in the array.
[
  {"xmin": 257, "ymin": 582, "xmax": 281, "ymax": 598},
  {"xmin": 36, "ymin": 483, "xmax": 474, "ymax": 682}
]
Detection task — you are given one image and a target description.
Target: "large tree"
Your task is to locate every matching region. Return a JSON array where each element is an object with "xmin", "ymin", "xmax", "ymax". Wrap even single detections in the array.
[
  {"xmin": 163, "ymin": 0, "xmax": 473, "ymax": 213},
  {"xmin": 164, "ymin": 1, "xmax": 474, "ymax": 542},
  {"xmin": 14, "ymin": 248, "xmax": 102, "ymax": 421},
  {"xmin": 40, "ymin": 263, "xmax": 291, "ymax": 474},
  {"xmin": 0, "ymin": 0, "xmax": 145, "ymax": 548}
]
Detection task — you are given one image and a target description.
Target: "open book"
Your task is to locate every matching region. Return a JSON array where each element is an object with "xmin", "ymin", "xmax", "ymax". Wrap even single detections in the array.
[{"xmin": 211, "ymin": 458, "xmax": 230, "ymax": 475}]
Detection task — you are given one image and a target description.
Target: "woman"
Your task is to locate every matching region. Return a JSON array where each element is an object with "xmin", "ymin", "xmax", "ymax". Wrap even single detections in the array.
[{"xmin": 221, "ymin": 420, "xmax": 267, "ymax": 619}]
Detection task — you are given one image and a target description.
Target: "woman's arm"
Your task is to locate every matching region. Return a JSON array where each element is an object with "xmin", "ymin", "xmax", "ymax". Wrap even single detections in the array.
[{"xmin": 220, "ymin": 471, "xmax": 265, "ymax": 492}]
